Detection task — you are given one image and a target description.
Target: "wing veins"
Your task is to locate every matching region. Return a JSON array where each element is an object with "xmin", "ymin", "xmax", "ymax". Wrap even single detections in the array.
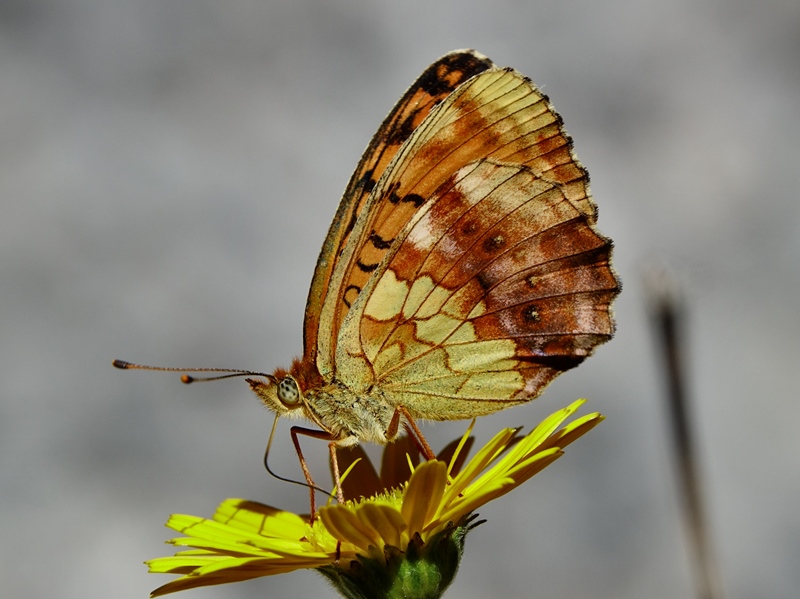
[
  {"xmin": 372, "ymin": 208, "xmax": 610, "ymax": 381},
  {"xmin": 357, "ymin": 76, "xmax": 526, "ymax": 237},
  {"xmin": 367, "ymin": 172, "xmax": 570, "ymax": 372},
  {"xmin": 389, "ymin": 386, "xmax": 523, "ymax": 403},
  {"xmin": 397, "ymin": 191, "xmax": 577, "ymax": 323},
  {"xmin": 391, "ymin": 79, "xmax": 542, "ymax": 200}
]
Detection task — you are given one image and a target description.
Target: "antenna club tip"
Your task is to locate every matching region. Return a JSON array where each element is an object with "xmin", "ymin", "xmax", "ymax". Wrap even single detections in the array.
[
  {"xmin": 112, "ymin": 359, "xmax": 131, "ymax": 369},
  {"xmin": 181, "ymin": 375, "xmax": 194, "ymax": 384}
]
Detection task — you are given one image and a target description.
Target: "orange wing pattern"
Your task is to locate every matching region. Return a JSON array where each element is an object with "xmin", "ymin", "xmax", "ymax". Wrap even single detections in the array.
[
  {"xmin": 337, "ymin": 160, "xmax": 617, "ymax": 420},
  {"xmin": 302, "ymin": 50, "xmax": 494, "ymax": 383},
  {"xmin": 315, "ymin": 66, "xmax": 601, "ymax": 378},
  {"xmin": 291, "ymin": 50, "xmax": 618, "ymax": 421}
]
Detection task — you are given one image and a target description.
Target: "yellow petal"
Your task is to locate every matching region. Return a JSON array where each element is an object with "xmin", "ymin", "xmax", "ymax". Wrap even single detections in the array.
[
  {"xmin": 319, "ymin": 504, "xmax": 382, "ymax": 551},
  {"xmin": 444, "ymin": 428, "xmax": 517, "ymax": 502},
  {"xmin": 402, "ymin": 460, "xmax": 447, "ymax": 535},
  {"xmin": 357, "ymin": 502, "xmax": 407, "ymax": 548},
  {"xmin": 538, "ymin": 412, "xmax": 604, "ymax": 452},
  {"xmin": 213, "ymin": 499, "xmax": 309, "ymax": 539}
]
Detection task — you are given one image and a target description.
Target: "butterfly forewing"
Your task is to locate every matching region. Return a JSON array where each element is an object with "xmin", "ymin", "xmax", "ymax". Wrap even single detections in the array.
[
  {"xmin": 316, "ymin": 67, "xmax": 601, "ymax": 379},
  {"xmin": 303, "ymin": 50, "xmax": 495, "ymax": 380}
]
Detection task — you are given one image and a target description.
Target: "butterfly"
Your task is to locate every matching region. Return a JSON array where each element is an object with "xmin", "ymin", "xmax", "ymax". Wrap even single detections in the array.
[{"xmin": 115, "ymin": 49, "xmax": 619, "ymax": 516}]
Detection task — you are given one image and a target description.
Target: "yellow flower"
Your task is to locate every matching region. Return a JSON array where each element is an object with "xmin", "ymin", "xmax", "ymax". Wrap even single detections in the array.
[{"xmin": 147, "ymin": 399, "xmax": 602, "ymax": 598}]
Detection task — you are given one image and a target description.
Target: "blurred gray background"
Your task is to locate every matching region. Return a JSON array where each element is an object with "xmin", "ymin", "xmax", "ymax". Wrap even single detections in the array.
[{"xmin": 2, "ymin": 1, "xmax": 798, "ymax": 598}]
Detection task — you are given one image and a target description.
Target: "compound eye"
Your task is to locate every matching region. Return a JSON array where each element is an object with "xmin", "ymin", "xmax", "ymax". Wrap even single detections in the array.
[{"xmin": 276, "ymin": 376, "xmax": 301, "ymax": 406}]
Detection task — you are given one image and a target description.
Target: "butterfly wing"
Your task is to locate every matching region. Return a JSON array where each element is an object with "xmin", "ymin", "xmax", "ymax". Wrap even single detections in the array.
[
  {"xmin": 302, "ymin": 50, "xmax": 495, "ymax": 383},
  {"xmin": 320, "ymin": 66, "xmax": 603, "ymax": 381},
  {"xmin": 332, "ymin": 67, "xmax": 619, "ymax": 416},
  {"xmin": 303, "ymin": 50, "xmax": 492, "ymax": 378},
  {"xmin": 338, "ymin": 159, "xmax": 618, "ymax": 418}
]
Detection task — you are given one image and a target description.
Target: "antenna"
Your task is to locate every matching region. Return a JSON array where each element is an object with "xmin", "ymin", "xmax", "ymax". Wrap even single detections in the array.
[
  {"xmin": 113, "ymin": 358, "xmax": 331, "ymax": 500},
  {"xmin": 112, "ymin": 359, "xmax": 275, "ymax": 383}
]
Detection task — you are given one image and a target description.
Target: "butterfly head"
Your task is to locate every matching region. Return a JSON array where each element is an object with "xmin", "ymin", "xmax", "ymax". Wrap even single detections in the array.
[{"xmin": 247, "ymin": 373, "xmax": 306, "ymax": 417}]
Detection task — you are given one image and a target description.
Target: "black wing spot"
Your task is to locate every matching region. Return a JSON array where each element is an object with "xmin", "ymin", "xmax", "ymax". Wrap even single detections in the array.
[
  {"xmin": 342, "ymin": 210, "xmax": 359, "ymax": 240},
  {"xmin": 526, "ymin": 354, "xmax": 585, "ymax": 371},
  {"xmin": 358, "ymin": 169, "xmax": 377, "ymax": 194},
  {"xmin": 386, "ymin": 182, "xmax": 402, "ymax": 204},
  {"xmin": 418, "ymin": 70, "xmax": 458, "ymax": 97},
  {"xmin": 385, "ymin": 112, "xmax": 420, "ymax": 146},
  {"xmin": 343, "ymin": 285, "xmax": 362, "ymax": 308},
  {"xmin": 369, "ymin": 230, "xmax": 393, "ymax": 250},
  {"xmin": 417, "ymin": 52, "xmax": 493, "ymax": 95},
  {"xmin": 523, "ymin": 305, "xmax": 540, "ymax": 323},
  {"xmin": 476, "ymin": 271, "xmax": 494, "ymax": 291},
  {"xmin": 402, "ymin": 193, "xmax": 425, "ymax": 208},
  {"xmin": 482, "ymin": 234, "xmax": 506, "ymax": 253},
  {"xmin": 384, "ymin": 183, "xmax": 424, "ymax": 208},
  {"xmin": 356, "ymin": 260, "xmax": 379, "ymax": 273},
  {"xmin": 461, "ymin": 220, "xmax": 479, "ymax": 236}
]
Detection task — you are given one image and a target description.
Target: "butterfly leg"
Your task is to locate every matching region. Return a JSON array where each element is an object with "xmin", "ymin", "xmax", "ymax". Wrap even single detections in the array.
[
  {"xmin": 290, "ymin": 426, "xmax": 344, "ymax": 521},
  {"xmin": 386, "ymin": 406, "xmax": 436, "ymax": 461},
  {"xmin": 328, "ymin": 441, "xmax": 345, "ymax": 504}
]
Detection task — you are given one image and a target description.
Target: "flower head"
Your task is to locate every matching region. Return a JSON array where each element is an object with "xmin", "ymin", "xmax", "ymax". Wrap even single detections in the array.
[{"xmin": 147, "ymin": 399, "xmax": 602, "ymax": 597}]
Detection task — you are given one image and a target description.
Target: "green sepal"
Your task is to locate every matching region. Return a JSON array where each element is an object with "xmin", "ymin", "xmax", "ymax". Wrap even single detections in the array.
[{"xmin": 316, "ymin": 515, "xmax": 475, "ymax": 599}]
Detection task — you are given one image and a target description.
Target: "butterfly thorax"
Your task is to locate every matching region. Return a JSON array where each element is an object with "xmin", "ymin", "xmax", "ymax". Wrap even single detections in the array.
[
  {"xmin": 304, "ymin": 383, "xmax": 396, "ymax": 446},
  {"xmin": 248, "ymin": 373, "xmax": 395, "ymax": 446}
]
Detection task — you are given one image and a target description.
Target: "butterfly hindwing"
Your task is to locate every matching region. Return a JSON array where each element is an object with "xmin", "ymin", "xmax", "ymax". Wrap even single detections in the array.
[{"xmin": 337, "ymin": 160, "xmax": 617, "ymax": 419}]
